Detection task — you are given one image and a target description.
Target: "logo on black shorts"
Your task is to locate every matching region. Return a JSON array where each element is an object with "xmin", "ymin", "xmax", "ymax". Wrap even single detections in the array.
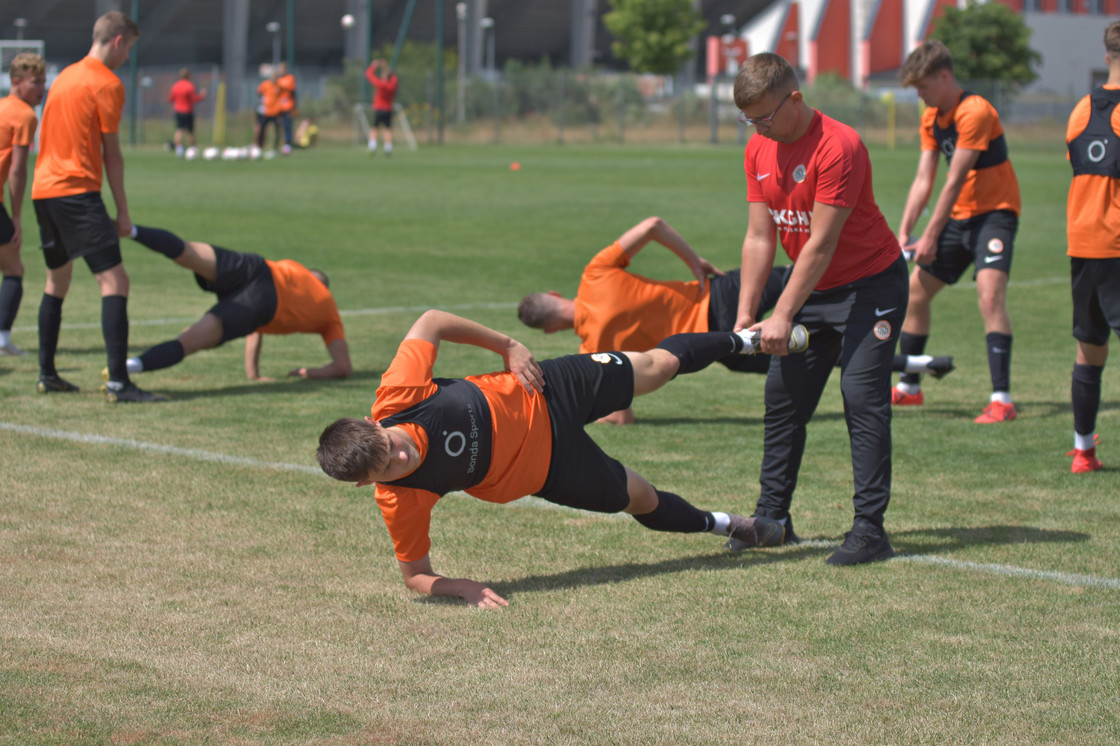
[
  {"xmin": 873, "ymin": 320, "xmax": 892, "ymax": 341},
  {"xmin": 987, "ymin": 238, "xmax": 1004, "ymax": 254},
  {"xmin": 591, "ymin": 352, "xmax": 624, "ymax": 365}
]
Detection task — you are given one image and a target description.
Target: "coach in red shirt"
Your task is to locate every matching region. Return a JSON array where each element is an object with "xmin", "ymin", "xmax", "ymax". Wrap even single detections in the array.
[{"xmin": 732, "ymin": 53, "xmax": 908, "ymax": 566}]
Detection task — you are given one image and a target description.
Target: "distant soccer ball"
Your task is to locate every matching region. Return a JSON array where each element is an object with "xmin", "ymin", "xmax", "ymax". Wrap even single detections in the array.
[
  {"xmin": 341, "ymin": 14, "xmax": 355, "ymax": 28},
  {"xmin": 184, "ymin": 146, "xmax": 199, "ymax": 161},
  {"xmin": 248, "ymin": 145, "xmax": 263, "ymax": 160},
  {"xmin": 202, "ymin": 146, "xmax": 220, "ymax": 161},
  {"xmin": 221, "ymin": 146, "xmax": 240, "ymax": 161}
]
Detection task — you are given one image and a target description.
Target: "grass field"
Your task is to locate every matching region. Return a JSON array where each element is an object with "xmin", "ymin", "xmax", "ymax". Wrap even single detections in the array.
[{"xmin": 2, "ymin": 138, "xmax": 1118, "ymax": 744}]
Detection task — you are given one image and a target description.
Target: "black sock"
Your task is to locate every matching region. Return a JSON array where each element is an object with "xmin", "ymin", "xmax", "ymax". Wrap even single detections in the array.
[
  {"xmin": 898, "ymin": 332, "xmax": 928, "ymax": 385},
  {"xmin": 102, "ymin": 295, "xmax": 130, "ymax": 384},
  {"xmin": 632, "ymin": 490, "xmax": 713, "ymax": 533},
  {"xmin": 1072, "ymin": 363, "xmax": 1103, "ymax": 437},
  {"xmin": 986, "ymin": 332, "xmax": 1012, "ymax": 393},
  {"xmin": 0, "ymin": 275, "xmax": 23, "ymax": 330},
  {"xmin": 138, "ymin": 340, "xmax": 185, "ymax": 372},
  {"xmin": 655, "ymin": 332, "xmax": 743, "ymax": 377},
  {"xmin": 38, "ymin": 293, "xmax": 63, "ymax": 377},
  {"xmin": 132, "ymin": 225, "xmax": 186, "ymax": 259}
]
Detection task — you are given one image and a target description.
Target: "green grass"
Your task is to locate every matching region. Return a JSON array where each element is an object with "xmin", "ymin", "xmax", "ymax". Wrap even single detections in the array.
[{"xmin": 2, "ymin": 138, "xmax": 1118, "ymax": 744}]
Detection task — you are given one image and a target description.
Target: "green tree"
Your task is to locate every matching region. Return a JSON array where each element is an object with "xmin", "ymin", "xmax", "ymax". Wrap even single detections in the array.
[
  {"xmin": 603, "ymin": 0, "xmax": 706, "ymax": 74},
  {"xmin": 929, "ymin": 0, "xmax": 1041, "ymax": 85}
]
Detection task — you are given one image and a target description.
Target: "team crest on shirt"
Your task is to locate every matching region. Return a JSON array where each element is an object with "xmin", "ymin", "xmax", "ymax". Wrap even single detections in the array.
[
  {"xmin": 591, "ymin": 352, "xmax": 624, "ymax": 365},
  {"xmin": 873, "ymin": 320, "xmax": 892, "ymax": 341},
  {"xmin": 987, "ymin": 238, "xmax": 1004, "ymax": 254},
  {"xmin": 793, "ymin": 164, "xmax": 807, "ymax": 183}
]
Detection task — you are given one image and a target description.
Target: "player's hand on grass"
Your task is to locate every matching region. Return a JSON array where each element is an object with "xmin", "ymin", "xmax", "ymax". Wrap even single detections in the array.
[
  {"xmin": 505, "ymin": 340, "xmax": 544, "ymax": 394},
  {"xmin": 462, "ymin": 582, "xmax": 509, "ymax": 609},
  {"xmin": 288, "ymin": 367, "xmax": 308, "ymax": 379}
]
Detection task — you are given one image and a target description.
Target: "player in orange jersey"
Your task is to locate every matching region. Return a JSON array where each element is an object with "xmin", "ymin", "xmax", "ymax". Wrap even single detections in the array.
[
  {"xmin": 0, "ymin": 52, "xmax": 46, "ymax": 357},
  {"xmin": 255, "ymin": 69, "xmax": 283, "ymax": 151},
  {"xmin": 317, "ymin": 309, "xmax": 786, "ymax": 608},
  {"xmin": 118, "ymin": 224, "xmax": 351, "ymax": 384},
  {"xmin": 518, "ymin": 216, "xmax": 952, "ymax": 424},
  {"xmin": 894, "ymin": 40, "xmax": 1021, "ymax": 423},
  {"xmin": 168, "ymin": 68, "xmax": 206, "ymax": 157},
  {"xmin": 1064, "ymin": 21, "xmax": 1120, "ymax": 473},
  {"xmin": 275, "ymin": 62, "xmax": 297, "ymax": 155},
  {"xmin": 30, "ymin": 11, "xmax": 162, "ymax": 402}
]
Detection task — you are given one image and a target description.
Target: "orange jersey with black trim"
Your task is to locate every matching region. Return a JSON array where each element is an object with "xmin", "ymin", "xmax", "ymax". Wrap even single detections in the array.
[
  {"xmin": 31, "ymin": 56, "xmax": 124, "ymax": 200},
  {"xmin": 256, "ymin": 80, "xmax": 283, "ymax": 117},
  {"xmin": 920, "ymin": 95, "xmax": 1020, "ymax": 219},
  {"xmin": 1066, "ymin": 87, "xmax": 1120, "ymax": 259},
  {"xmin": 370, "ymin": 339, "xmax": 553, "ymax": 562},
  {"xmin": 256, "ymin": 260, "xmax": 346, "ymax": 344},
  {"xmin": 276, "ymin": 74, "xmax": 296, "ymax": 113},
  {"xmin": 0, "ymin": 93, "xmax": 37, "ymax": 199},
  {"xmin": 574, "ymin": 241, "xmax": 709, "ymax": 354}
]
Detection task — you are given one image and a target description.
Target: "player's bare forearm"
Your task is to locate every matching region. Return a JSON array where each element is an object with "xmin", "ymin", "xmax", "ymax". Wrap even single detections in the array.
[
  {"xmin": 102, "ymin": 133, "xmax": 130, "ymax": 231},
  {"xmin": 736, "ymin": 206, "xmax": 778, "ymax": 329},
  {"xmin": 399, "ymin": 557, "xmax": 509, "ymax": 608},
  {"xmin": 405, "ymin": 310, "xmax": 543, "ymax": 392},
  {"xmin": 289, "ymin": 339, "xmax": 352, "ymax": 380},
  {"xmin": 8, "ymin": 146, "xmax": 28, "ymax": 221},
  {"xmin": 244, "ymin": 332, "xmax": 265, "ymax": 380}
]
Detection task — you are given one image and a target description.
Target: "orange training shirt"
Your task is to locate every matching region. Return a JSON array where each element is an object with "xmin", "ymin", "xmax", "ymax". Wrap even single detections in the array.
[
  {"xmin": 255, "ymin": 260, "xmax": 346, "ymax": 344},
  {"xmin": 574, "ymin": 241, "xmax": 709, "ymax": 354},
  {"xmin": 256, "ymin": 80, "xmax": 283, "ymax": 117},
  {"xmin": 1067, "ymin": 87, "xmax": 1120, "ymax": 259},
  {"xmin": 370, "ymin": 338, "xmax": 553, "ymax": 562},
  {"xmin": 919, "ymin": 94, "xmax": 1020, "ymax": 219},
  {"xmin": 276, "ymin": 74, "xmax": 296, "ymax": 113},
  {"xmin": 0, "ymin": 93, "xmax": 37, "ymax": 199},
  {"xmin": 31, "ymin": 56, "xmax": 124, "ymax": 200}
]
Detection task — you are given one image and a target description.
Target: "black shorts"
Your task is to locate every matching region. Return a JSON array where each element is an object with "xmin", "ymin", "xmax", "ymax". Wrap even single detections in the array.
[
  {"xmin": 534, "ymin": 352, "xmax": 635, "ymax": 514},
  {"xmin": 175, "ymin": 112, "xmax": 195, "ymax": 132},
  {"xmin": 1071, "ymin": 256, "xmax": 1120, "ymax": 346},
  {"xmin": 921, "ymin": 209, "xmax": 1018, "ymax": 284},
  {"xmin": 0, "ymin": 204, "xmax": 13, "ymax": 244},
  {"xmin": 373, "ymin": 108, "xmax": 393, "ymax": 128},
  {"xmin": 34, "ymin": 193, "xmax": 122, "ymax": 273},
  {"xmin": 195, "ymin": 246, "xmax": 278, "ymax": 343}
]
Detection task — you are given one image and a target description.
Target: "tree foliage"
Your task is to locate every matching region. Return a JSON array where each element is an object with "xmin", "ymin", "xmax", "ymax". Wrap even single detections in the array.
[
  {"xmin": 603, "ymin": 0, "xmax": 706, "ymax": 75},
  {"xmin": 929, "ymin": 0, "xmax": 1041, "ymax": 84}
]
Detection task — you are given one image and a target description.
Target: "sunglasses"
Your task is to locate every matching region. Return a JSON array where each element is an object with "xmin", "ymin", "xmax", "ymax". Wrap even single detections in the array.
[{"xmin": 738, "ymin": 91, "xmax": 793, "ymax": 128}]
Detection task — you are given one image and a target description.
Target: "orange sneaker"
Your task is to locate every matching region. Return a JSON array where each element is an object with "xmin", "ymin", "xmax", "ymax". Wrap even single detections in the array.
[
  {"xmin": 1067, "ymin": 448, "xmax": 1103, "ymax": 473},
  {"xmin": 891, "ymin": 387, "xmax": 924, "ymax": 406},
  {"xmin": 975, "ymin": 400, "xmax": 1016, "ymax": 423}
]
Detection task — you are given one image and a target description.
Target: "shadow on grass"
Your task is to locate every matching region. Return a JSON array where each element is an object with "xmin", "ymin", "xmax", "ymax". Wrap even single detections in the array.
[
  {"xmin": 890, "ymin": 524, "xmax": 1091, "ymax": 555},
  {"xmin": 159, "ymin": 369, "xmax": 385, "ymax": 401}
]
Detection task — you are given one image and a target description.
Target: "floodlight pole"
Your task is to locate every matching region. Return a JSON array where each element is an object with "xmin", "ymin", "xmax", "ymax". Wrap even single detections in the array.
[
  {"xmin": 456, "ymin": 2, "xmax": 467, "ymax": 123},
  {"xmin": 13, "ymin": 18, "xmax": 27, "ymax": 41},
  {"xmin": 129, "ymin": 0, "xmax": 139, "ymax": 146},
  {"xmin": 435, "ymin": 0, "xmax": 445, "ymax": 144},
  {"xmin": 286, "ymin": 0, "xmax": 295, "ymax": 69},
  {"xmin": 267, "ymin": 21, "xmax": 281, "ymax": 70}
]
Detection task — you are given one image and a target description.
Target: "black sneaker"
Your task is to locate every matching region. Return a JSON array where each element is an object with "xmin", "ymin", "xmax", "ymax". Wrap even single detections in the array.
[
  {"xmin": 725, "ymin": 514, "xmax": 785, "ymax": 549},
  {"xmin": 37, "ymin": 374, "xmax": 80, "ymax": 394},
  {"xmin": 101, "ymin": 381, "xmax": 168, "ymax": 403},
  {"xmin": 781, "ymin": 515, "xmax": 802, "ymax": 545},
  {"xmin": 825, "ymin": 524, "xmax": 895, "ymax": 566},
  {"xmin": 927, "ymin": 356, "xmax": 955, "ymax": 380}
]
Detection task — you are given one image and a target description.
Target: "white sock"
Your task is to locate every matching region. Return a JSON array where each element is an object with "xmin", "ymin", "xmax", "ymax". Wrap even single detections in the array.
[
  {"xmin": 0, "ymin": 330, "xmax": 10, "ymax": 347},
  {"xmin": 734, "ymin": 329, "xmax": 759, "ymax": 353},
  {"xmin": 175, "ymin": 144, "xmax": 184, "ymax": 156},
  {"xmin": 369, "ymin": 139, "xmax": 378, "ymax": 151},
  {"xmin": 127, "ymin": 357, "xmax": 143, "ymax": 374},
  {"xmin": 385, "ymin": 142, "xmax": 393, "ymax": 153},
  {"xmin": 896, "ymin": 381, "xmax": 921, "ymax": 395},
  {"xmin": 991, "ymin": 391, "xmax": 1011, "ymax": 404},
  {"xmin": 710, "ymin": 512, "xmax": 731, "ymax": 536},
  {"xmin": 904, "ymin": 355, "xmax": 933, "ymax": 373},
  {"xmin": 1075, "ymin": 432, "xmax": 1097, "ymax": 451}
]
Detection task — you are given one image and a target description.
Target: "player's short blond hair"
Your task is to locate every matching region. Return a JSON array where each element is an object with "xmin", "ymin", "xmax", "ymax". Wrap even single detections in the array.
[
  {"xmin": 9, "ymin": 52, "xmax": 45, "ymax": 82},
  {"xmin": 733, "ymin": 53, "xmax": 798, "ymax": 110},
  {"xmin": 899, "ymin": 40, "xmax": 954, "ymax": 87},
  {"xmin": 93, "ymin": 11, "xmax": 140, "ymax": 44},
  {"xmin": 1105, "ymin": 20, "xmax": 1120, "ymax": 57}
]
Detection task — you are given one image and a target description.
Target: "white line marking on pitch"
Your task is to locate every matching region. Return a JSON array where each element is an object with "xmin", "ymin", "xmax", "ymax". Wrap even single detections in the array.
[{"xmin": 4, "ymin": 422, "xmax": 1116, "ymax": 591}]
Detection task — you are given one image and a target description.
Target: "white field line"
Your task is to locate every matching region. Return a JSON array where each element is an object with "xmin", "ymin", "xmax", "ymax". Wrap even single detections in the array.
[
  {"xmin": 3, "ymin": 421, "xmax": 1117, "ymax": 592},
  {"xmin": 7, "ymin": 275, "xmax": 1070, "ymax": 334}
]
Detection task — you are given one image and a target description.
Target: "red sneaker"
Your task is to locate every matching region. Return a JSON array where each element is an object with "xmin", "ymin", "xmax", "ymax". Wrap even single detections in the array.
[
  {"xmin": 891, "ymin": 387, "xmax": 924, "ymax": 406},
  {"xmin": 1066, "ymin": 439, "xmax": 1103, "ymax": 474},
  {"xmin": 975, "ymin": 400, "xmax": 1016, "ymax": 423}
]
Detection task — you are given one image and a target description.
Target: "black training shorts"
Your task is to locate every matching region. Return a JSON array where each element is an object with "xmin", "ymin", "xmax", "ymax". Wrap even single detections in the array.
[
  {"xmin": 373, "ymin": 108, "xmax": 393, "ymax": 128},
  {"xmin": 0, "ymin": 204, "xmax": 13, "ymax": 244},
  {"xmin": 534, "ymin": 352, "xmax": 635, "ymax": 514},
  {"xmin": 921, "ymin": 209, "xmax": 1018, "ymax": 284},
  {"xmin": 175, "ymin": 112, "xmax": 195, "ymax": 133},
  {"xmin": 34, "ymin": 193, "xmax": 122, "ymax": 273},
  {"xmin": 195, "ymin": 246, "xmax": 278, "ymax": 343},
  {"xmin": 1071, "ymin": 256, "xmax": 1120, "ymax": 346}
]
